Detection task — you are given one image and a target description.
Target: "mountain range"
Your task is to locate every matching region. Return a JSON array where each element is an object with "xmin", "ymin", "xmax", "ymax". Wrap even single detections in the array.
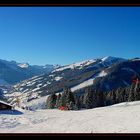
[
  {"xmin": 0, "ymin": 59, "xmax": 58, "ymax": 85},
  {"xmin": 3, "ymin": 56, "xmax": 140, "ymax": 108},
  {"xmin": 0, "ymin": 56, "xmax": 140, "ymax": 109}
]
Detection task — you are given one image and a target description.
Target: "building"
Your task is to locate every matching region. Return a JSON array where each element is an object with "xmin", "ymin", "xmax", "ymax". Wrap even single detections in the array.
[{"xmin": 0, "ymin": 100, "xmax": 13, "ymax": 110}]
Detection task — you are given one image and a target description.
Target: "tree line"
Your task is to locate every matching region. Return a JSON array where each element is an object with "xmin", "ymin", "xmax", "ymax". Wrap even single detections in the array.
[{"xmin": 46, "ymin": 81, "xmax": 140, "ymax": 110}]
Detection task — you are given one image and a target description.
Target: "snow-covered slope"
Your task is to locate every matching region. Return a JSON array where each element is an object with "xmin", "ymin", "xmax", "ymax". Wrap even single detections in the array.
[
  {"xmin": 1, "ymin": 101, "xmax": 140, "ymax": 133},
  {"xmin": 53, "ymin": 59, "xmax": 97, "ymax": 72},
  {"xmin": 71, "ymin": 70, "xmax": 107, "ymax": 92}
]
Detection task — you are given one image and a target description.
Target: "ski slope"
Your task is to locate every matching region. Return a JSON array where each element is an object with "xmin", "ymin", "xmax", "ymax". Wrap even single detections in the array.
[{"xmin": 1, "ymin": 101, "xmax": 140, "ymax": 133}]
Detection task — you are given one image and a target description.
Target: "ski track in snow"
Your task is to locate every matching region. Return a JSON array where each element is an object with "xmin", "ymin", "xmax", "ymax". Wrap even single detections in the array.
[{"xmin": 1, "ymin": 101, "xmax": 140, "ymax": 133}]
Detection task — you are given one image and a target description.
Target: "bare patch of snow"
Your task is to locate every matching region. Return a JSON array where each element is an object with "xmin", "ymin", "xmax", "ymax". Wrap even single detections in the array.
[
  {"xmin": 36, "ymin": 84, "xmax": 42, "ymax": 88},
  {"xmin": 32, "ymin": 88, "xmax": 40, "ymax": 92},
  {"xmin": 55, "ymin": 76, "xmax": 62, "ymax": 81},
  {"xmin": 97, "ymin": 70, "xmax": 107, "ymax": 77},
  {"xmin": 101, "ymin": 56, "xmax": 109, "ymax": 61},
  {"xmin": 42, "ymin": 84, "xmax": 47, "ymax": 87}
]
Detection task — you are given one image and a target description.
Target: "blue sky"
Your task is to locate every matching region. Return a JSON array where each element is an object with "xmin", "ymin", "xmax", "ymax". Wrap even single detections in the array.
[{"xmin": 0, "ymin": 7, "xmax": 140, "ymax": 65}]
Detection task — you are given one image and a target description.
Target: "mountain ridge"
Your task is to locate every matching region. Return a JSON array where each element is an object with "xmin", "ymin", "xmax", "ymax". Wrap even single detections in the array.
[
  {"xmin": 5, "ymin": 56, "xmax": 128, "ymax": 106},
  {"xmin": 0, "ymin": 58, "xmax": 58, "ymax": 85}
]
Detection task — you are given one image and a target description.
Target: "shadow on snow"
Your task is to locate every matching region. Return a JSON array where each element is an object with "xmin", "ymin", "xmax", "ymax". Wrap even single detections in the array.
[{"xmin": 0, "ymin": 110, "xmax": 23, "ymax": 115}]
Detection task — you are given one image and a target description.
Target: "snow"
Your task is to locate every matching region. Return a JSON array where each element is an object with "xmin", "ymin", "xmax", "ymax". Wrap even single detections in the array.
[
  {"xmin": 47, "ymin": 81, "xmax": 51, "ymax": 85},
  {"xmin": 23, "ymin": 89, "xmax": 29, "ymax": 93},
  {"xmin": 101, "ymin": 56, "xmax": 117, "ymax": 62},
  {"xmin": 36, "ymin": 83, "xmax": 42, "ymax": 88},
  {"xmin": 132, "ymin": 59, "xmax": 140, "ymax": 61},
  {"xmin": 8, "ymin": 92, "xmax": 22, "ymax": 97},
  {"xmin": 1, "ymin": 101, "xmax": 140, "ymax": 133},
  {"xmin": 42, "ymin": 84, "xmax": 47, "ymax": 87},
  {"xmin": 19, "ymin": 88, "xmax": 24, "ymax": 91},
  {"xmin": 71, "ymin": 79, "xmax": 94, "ymax": 92},
  {"xmin": 19, "ymin": 83, "xmax": 26, "ymax": 87},
  {"xmin": 0, "ymin": 100, "xmax": 13, "ymax": 107},
  {"xmin": 55, "ymin": 92, "xmax": 62, "ymax": 95},
  {"xmin": 30, "ymin": 76, "xmax": 40, "ymax": 80},
  {"xmin": 32, "ymin": 87, "xmax": 40, "ymax": 92},
  {"xmin": 97, "ymin": 70, "xmax": 107, "ymax": 77},
  {"xmin": 18, "ymin": 63, "xmax": 29, "ymax": 68},
  {"xmin": 26, "ymin": 81, "xmax": 31, "ymax": 85},
  {"xmin": 31, "ymin": 77, "xmax": 43, "ymax": 82},
  {"xmin": 3, "ymin": 90, "xmax": 8, "ymax": 94},
  {"xmin": 27, "ymin": 82, "xmax": 36, "ymax": 86},
  {"xmin": 55, "ymin": 76, "xmax": 62, "ymax": 81},
  {"xmin": 71, "ymin": 70, "xmax": 107, "ymax": 92},
  {"xmin": 53, "ymin": 59, "xmax": 96, "ymax": 72},
  {"xmin": 101, "ymin": 56, "xmax": 125, "ymax": 65},
  {"xmin": 25, "ymin": 96, "xmax": 48, "ymax": 110},
  {"xmin": 101, "ymin": 56, "xmax": 109, "ymax": 61}
]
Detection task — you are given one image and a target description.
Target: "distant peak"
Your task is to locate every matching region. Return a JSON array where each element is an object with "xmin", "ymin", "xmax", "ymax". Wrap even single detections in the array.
[
  {"xmin": 18, "ymin": 63, "xmax": 29, "ymax": 68},
  {"xmin": 101, "ymin": 56, "xmax": 125, "ymax": 62},
  {"xmin": 101, "ymin": 56, "xmax": 115, "ymax": 61}
]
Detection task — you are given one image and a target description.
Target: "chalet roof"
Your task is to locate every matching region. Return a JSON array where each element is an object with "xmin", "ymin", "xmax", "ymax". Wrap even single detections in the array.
[{"xmin": 0, "ymin": 100, "xmax": 13, "ymax": 107}]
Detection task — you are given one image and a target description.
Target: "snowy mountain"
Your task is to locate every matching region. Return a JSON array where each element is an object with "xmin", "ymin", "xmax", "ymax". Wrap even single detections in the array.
[
  {"xmin": 0, "ymin": 59, "xmax": 56, "ymax": 85},
  {"xmin": 18, "ymin": 63, "xmax": 29, "ymax": 68},
  {"xmin": 1, "ymin": 100, "xmax": 140, "ymax": 133},
  {"xmin": 6, "ymin": 56, "xmax": 129, "ymax": 107}
]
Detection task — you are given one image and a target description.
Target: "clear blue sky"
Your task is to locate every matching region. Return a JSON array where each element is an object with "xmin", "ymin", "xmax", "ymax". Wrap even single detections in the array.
[{"xmin": 0, "ymin": 7, "xmax": 140, "ymax": 65}]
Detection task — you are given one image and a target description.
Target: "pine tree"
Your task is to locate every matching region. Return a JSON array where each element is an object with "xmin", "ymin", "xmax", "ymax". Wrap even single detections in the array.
[
  {"xmin": 83, "ymin": 87, "xmax": 93, "ymax": 109},
  {"xmin": 46, "ymin": 93, "xmax": 57, "ymax": 109},
  {"xmin": 59, "ymin": 91, "xmax": 67, "ymax": 107},
  {"xmin": 119, "ymin": 88, "xmax": 127, "ymax": 102},
  {"xmin": 68, "ymin": 101, "xmax": 75, "ymax": 110},
  {"xmin": 75, "ymin": 95, "xmax": 81, "ymax": 110},
  {"xmin": 105, "ymin": 91, "xmax": 112, "ymax": 106},
  {"xmin": 92, "ymin": 89, "xmax": 98, "ymax": 108},
  {"xmin": 115, "ymin": 87, "xmax": 120, "ymax": 103},
  {"xmin": 134, "ymin": 82, "xmax": 140, "ymax": 101},
  {"xmin": 55, "ymin": 93, "xmax": 61, "ymax": 108},
  {"xmin": 124, "ymin": 87, "xmax": 129, "ymax": 101},
  {"xmin": 79, "ymin": 94, "xmax": 84, "ymax": 108},
  {"xmin": 59, "ymin": 88, "xmax": 67, "ymax": 107},
  {"xmin": 59, "ymin": 87, "xmax": 76, "ymax": 110},
  {"xmin": 65, "ymin": 88, "xmax": 76, "ymax": 110},
  {"xmin": 66, "ymin": 89, "xmax": 75, "ymax": 105},
  {"xmin": 106, "ymin": 90, "xmax": 116, "ymax": 105},
  {"xmin": 96, "ymin": 90, "xmax": 104, "ymax": 107},
  {"xmin": 128, "ymin": 83, "xmax": 135, "ymax": 102},
  {"xmin": 112, "ymin": 90, "xmax": 116, "ymax": 104}
]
